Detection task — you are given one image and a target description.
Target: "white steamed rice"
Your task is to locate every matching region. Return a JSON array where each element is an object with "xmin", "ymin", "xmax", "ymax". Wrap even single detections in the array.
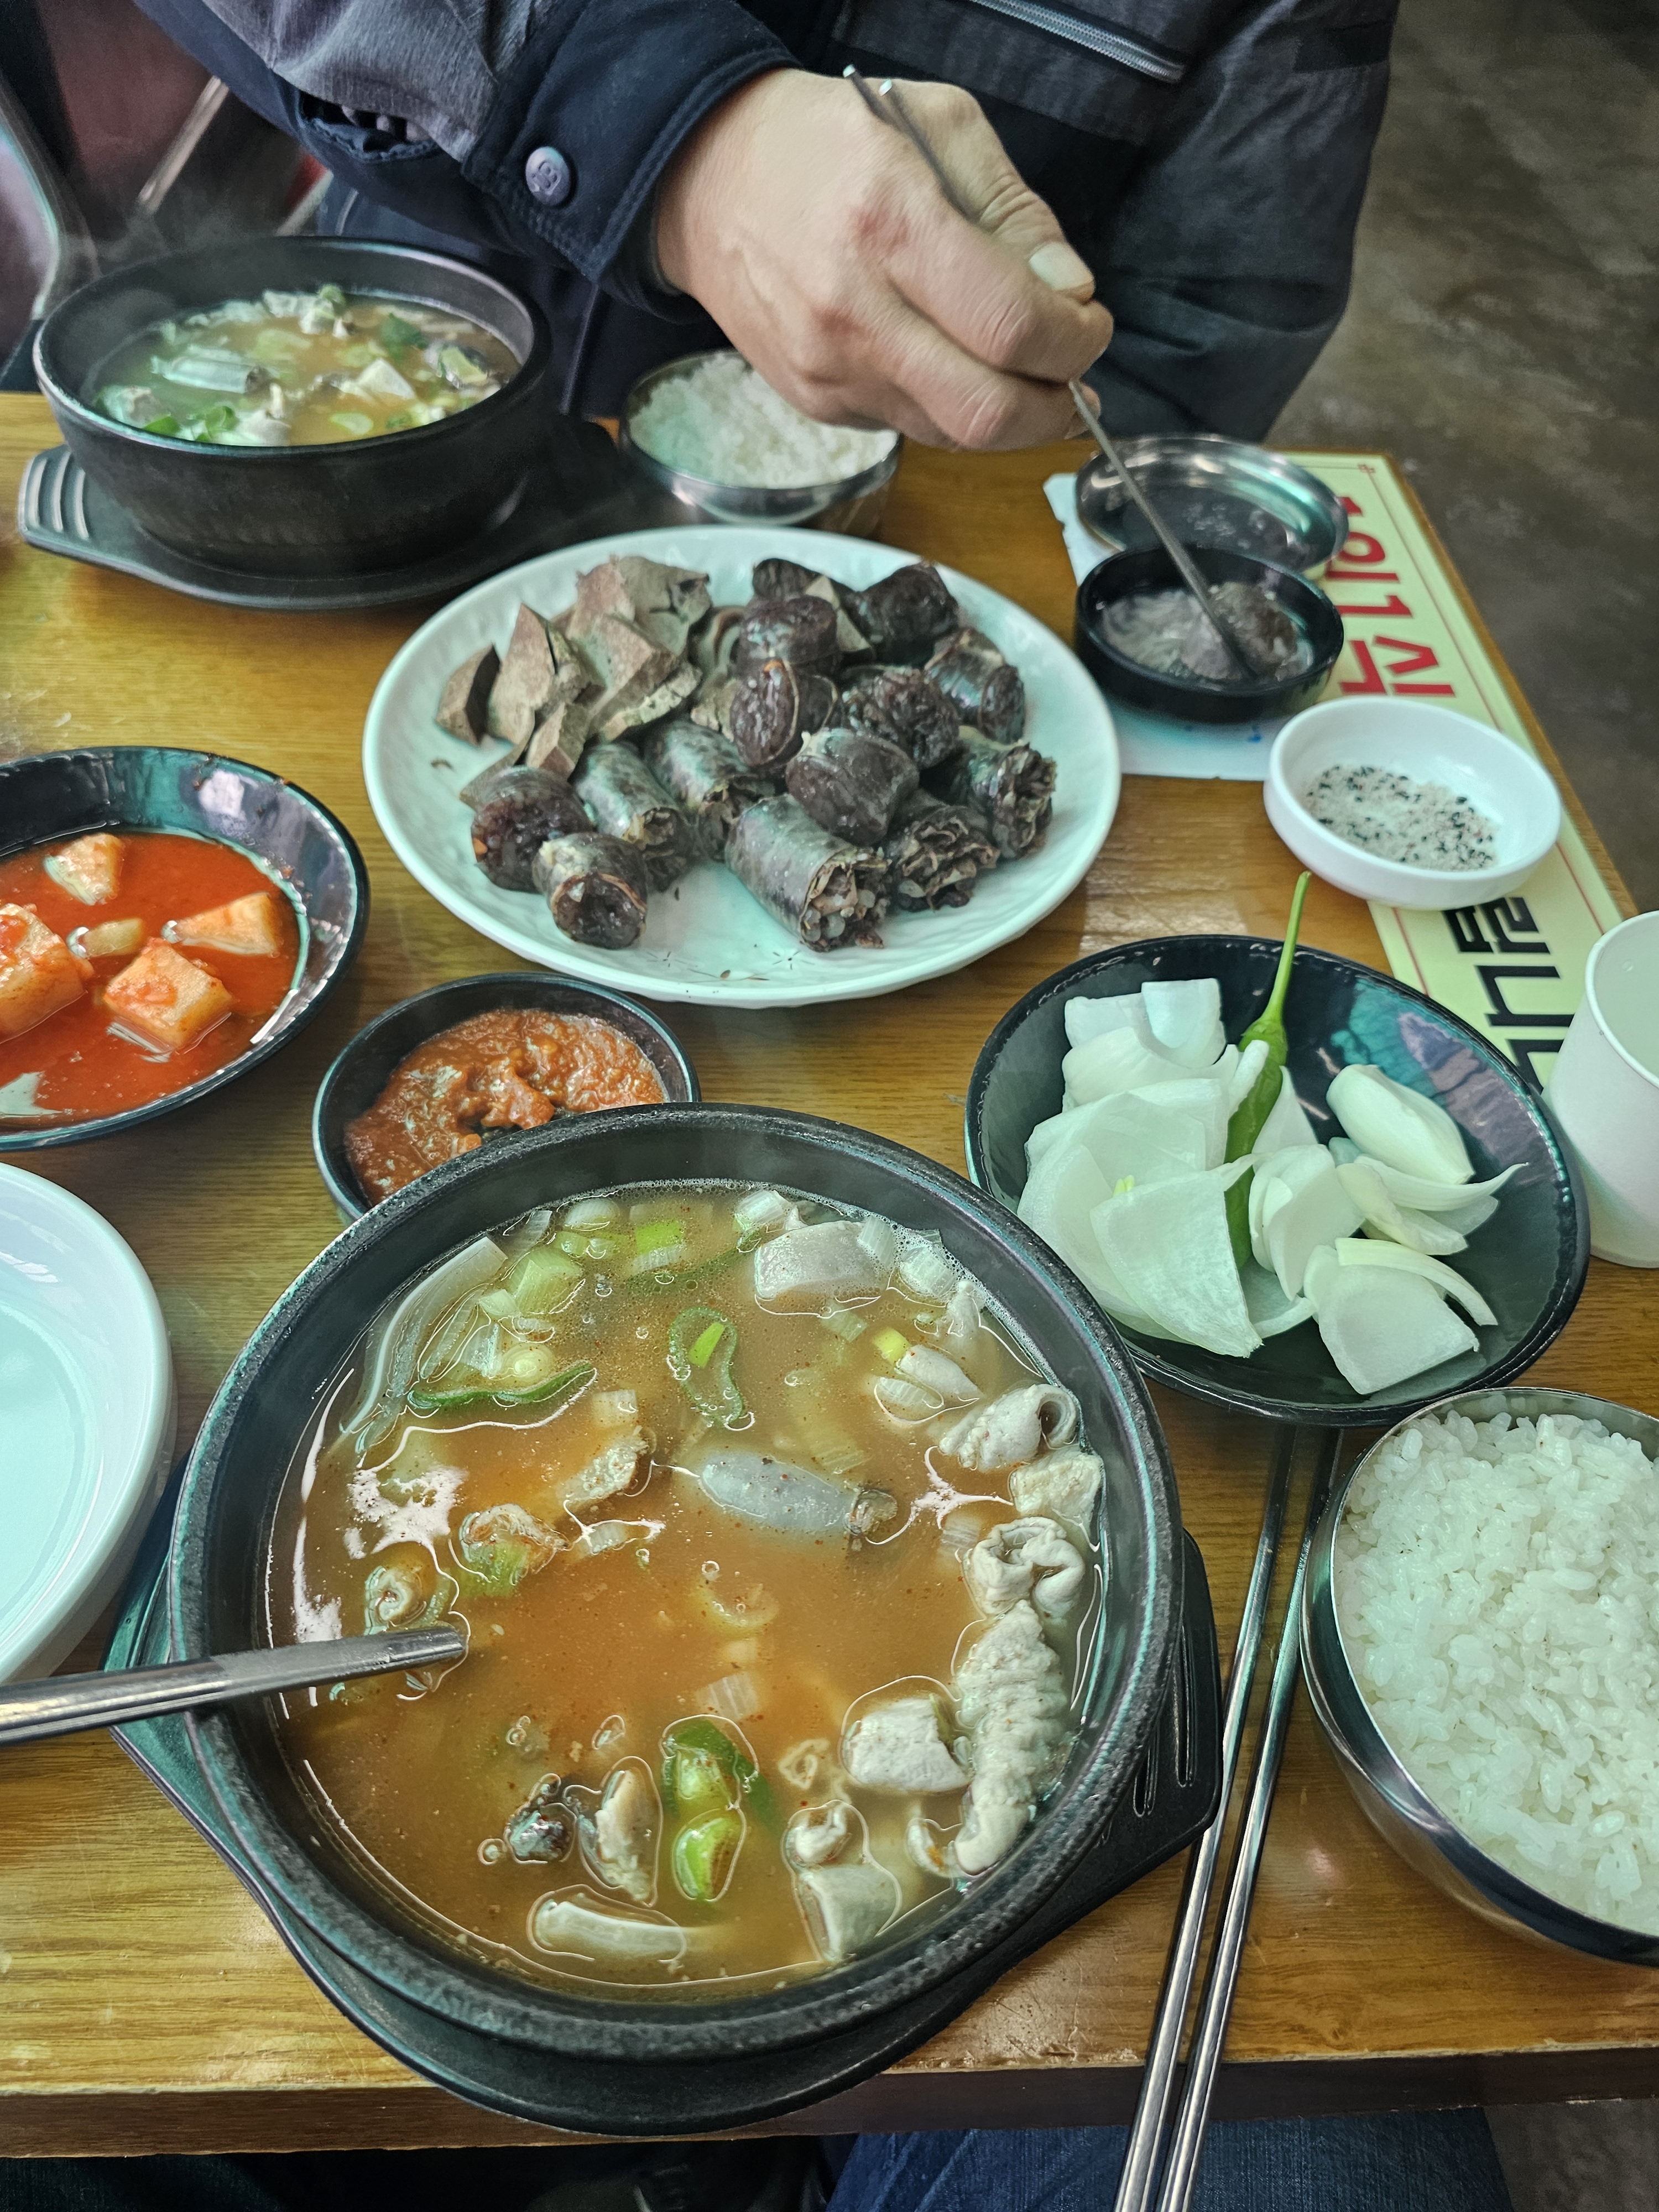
[
  {"xmin": 629, "ymin": 353, "xmax": 896, "ymax": 489},
  {"xmin": 1334, "ymin": 1408, "xmax": 1659, "ymax": 1933}
]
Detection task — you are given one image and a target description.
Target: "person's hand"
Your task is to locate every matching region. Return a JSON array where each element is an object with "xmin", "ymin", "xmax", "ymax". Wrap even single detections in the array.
[{"xmin": 655, "ymin": 70, "xmax": 1111, "ymax": 450}]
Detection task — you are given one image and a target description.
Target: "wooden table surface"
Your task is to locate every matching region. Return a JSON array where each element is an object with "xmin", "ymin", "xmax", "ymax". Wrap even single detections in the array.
[{"xmin": 1, "ymin": 393, "xmax": 1654, "ymax": 2157}]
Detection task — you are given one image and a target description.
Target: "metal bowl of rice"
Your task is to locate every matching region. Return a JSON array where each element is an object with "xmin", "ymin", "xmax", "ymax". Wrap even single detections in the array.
[
  {"xmin": 1303, "ymin": 1386, "xmax": 1659, "ymax": 1966},
  {"xmin": 619, "ymin": 349, "xmax": 900, "ymax": 534}
]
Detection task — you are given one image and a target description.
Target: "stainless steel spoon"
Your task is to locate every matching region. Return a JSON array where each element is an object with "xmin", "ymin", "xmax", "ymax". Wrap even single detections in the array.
[
  {"xmin": 844, "ymin": 66, "xmax": 1266, "ymax": 682},
  {"xmin": 0, "ymin": 1625, "xmax": 466, "ymax": 1747}
]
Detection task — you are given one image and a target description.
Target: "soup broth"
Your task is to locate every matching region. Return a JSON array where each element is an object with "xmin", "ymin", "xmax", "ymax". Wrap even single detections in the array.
[
  {"xmin": 91, "ymin": 286, "xmax": 519, "ymax": 448},
  {"xmin": 269, "ymin": 1182, "xmax": 1106, "ymax": 1999}
]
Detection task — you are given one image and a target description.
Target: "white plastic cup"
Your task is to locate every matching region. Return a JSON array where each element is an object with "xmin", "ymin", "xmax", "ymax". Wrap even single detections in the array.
[{"xmin": 1545, "ymin": 911, "xmax": 1659, "ymax": 1266}]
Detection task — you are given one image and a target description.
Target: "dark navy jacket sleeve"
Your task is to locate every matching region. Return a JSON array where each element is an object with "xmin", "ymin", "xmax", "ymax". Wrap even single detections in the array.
[
  {"xmin": 133, "ymin": 0, "xmax": 791, "ymax": 307},
  {"xmin": 1083, "ymin": 0, "xmax": 1395, "ymax": 435}
]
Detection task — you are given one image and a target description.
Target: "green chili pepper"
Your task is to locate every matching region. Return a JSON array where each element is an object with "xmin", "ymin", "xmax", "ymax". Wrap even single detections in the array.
[
  {"xmin": 661, "ymin": 1718, "xmax": 776, "ymax": 1828},
  {"xmin": 662, "ymin": 1744, "xmax": 729, "ymax": 1819},
  {"xmin": 363, "ymin": 1560, "xmax": 442, "ymax": 1633},
  {"xmin": 667, "ymin": 1308, "xmax": 744, "ymax": 1425},
  {"xmin": 635, "ymin": 1219, "xmax": 684, "ymax": 1257},
  {"xmin": 407, "ymin": 1359, "xmax": 594, "ymax": 1416},
  {"xmin": 671, "ymin": 1809, "xmax": 744, "ymax": 1902},
  {"xmin": 625, "ymin": 1245, "xmax": 741, "ymax": 1297},
  {"xmin": 1223, "ymin": 870, "xmax": 1312, "ymax": 1269},
  {"xmin": 456, "ymin": 1504, "xmax": 560, "ymax": 1593}
]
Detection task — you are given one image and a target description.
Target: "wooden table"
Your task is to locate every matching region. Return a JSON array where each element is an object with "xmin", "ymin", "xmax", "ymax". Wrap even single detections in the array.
[{"xmin": 1, "ymin": 393, "xmax": 1653, "ymax": 2157}]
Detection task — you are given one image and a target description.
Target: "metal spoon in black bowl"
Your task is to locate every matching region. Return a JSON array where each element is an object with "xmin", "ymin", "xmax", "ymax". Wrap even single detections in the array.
[
  {"xmin": 0, "ymin": 1626, "xmax": 465, "ymax": 1747},
  {"xmin": 841, "ymin": 67, "xmax": 1267, "ymax": 684}
]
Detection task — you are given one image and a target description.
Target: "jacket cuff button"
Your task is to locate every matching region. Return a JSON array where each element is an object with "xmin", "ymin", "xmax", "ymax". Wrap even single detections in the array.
[{"xmin": 524, "ymin": 145, "xmax": 574, "ymax": 206}]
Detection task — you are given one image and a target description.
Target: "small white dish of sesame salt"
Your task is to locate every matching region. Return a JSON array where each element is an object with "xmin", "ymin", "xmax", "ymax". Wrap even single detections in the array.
[{"xmin": 1264, "ymin": 700, "xmax": 1561, "ymax": 909}]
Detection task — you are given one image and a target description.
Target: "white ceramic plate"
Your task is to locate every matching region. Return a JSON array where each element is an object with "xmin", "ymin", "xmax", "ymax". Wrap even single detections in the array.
[
  {"xmin": 363, "ymin": 527, "xmax": 1119, "ymax": 1009},
  {"xmin": 0, "ymin": 1166, "xmax": 175, "ymax": 1682}
]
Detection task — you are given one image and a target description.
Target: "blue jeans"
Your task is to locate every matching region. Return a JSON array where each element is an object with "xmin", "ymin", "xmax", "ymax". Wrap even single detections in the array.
[
  {"xmin": 0, "ymin": 2116, "xmax": 1512, "ymax": 2211},
  {"xmin": 830, "ymin": 2116, "xmax": 1514, "ymax": 2212}
]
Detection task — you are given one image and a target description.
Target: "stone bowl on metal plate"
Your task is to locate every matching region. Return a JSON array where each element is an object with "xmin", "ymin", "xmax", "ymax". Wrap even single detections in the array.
[
  {"xmin": 0, "ymin": 747, "xmax": 368, "ymax": 1152},
  {"xmin": 1303, "ymin": 1385, "xmax": 1659, "ymax": 1966},
  {"xmin": 34, "ymin": 239, "xmax": 551, "ymax": 576},
  {"xmin": 964, "ymin": 937, "xmax": 1588, "ymax": 1426},
  {"xmin": 170, "ymin": 1105, "xmax": 1191, "ymax": 2128}
]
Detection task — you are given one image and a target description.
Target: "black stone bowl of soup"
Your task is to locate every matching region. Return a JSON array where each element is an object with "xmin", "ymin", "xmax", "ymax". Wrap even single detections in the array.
[
  {"xmin": 1075, "ymin": 547, "xmax": 1343, "ymax": 726},
  {"xmin": 34, "ymin": 239, "xmax": 550, "ymax": 577},
  {"xmin": 168, "ymin": 1106, "xmax": 1188, "ymax": 2126}
]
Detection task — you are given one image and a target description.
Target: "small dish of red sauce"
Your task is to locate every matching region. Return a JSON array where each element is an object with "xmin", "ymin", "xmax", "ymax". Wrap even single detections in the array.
[
  {"xmin": 0, "ymin": 830, "xmax": 301, "ymax": 1128},
  {"xmin": 344, "ymin": 1008, "xmax": 668, "ymax": 1202}
]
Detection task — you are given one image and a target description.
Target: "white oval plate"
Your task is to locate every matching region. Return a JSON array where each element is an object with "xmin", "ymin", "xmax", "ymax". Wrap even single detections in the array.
[
  {"xmin": 0, "ymin": 1166, "xmax": 175, "ymax": 1682},
  {"xmin": 363, "ymin": 526, "xmax": 1119, "ymax": 1009}
]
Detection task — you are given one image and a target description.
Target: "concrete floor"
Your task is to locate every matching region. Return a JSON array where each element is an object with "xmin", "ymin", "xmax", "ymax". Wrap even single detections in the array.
[
  {"xmin": 1279, "ymin": 3, "xmax": 1659, "ymax": 2200},
  {"xmin": 1273, "ymin": 0, "xmax": 1659, "ymax": 910}
]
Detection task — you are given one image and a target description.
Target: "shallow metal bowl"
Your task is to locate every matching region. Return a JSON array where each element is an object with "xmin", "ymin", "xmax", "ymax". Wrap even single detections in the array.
[
  {"xmin": 1076, "ymin": 435, "xmax": 1348, "ymax": 575},
  {"xmin": 618, "ymin": 350, "xmax": 900, "ymax": 535},
  {"xmin": 1303, "ymin": 1386, "xmax": 1659, "ymax": 1966}
]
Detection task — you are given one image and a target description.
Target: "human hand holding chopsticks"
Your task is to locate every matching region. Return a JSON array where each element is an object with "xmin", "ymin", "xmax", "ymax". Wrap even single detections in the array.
[{"xmin": 656, "ymin": 71, "xmax": 1112, "ymax": 451}]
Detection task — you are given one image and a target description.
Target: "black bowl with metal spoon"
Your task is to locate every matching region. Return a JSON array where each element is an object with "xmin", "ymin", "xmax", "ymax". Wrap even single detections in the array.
[{"xmin": 0, "ymin": 1626, "xmax": 465, "ymax": 1748}]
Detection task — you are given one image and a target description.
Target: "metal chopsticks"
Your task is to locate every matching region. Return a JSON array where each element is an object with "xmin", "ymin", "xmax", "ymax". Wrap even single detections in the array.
[
  {"xmin": 1147, "ymin": 1430, "xmax": 1345, "ymax": 2212},
  {"xmin": 1110, "ymin": 1425, "xmax": 1299, "ymax": 2212}
]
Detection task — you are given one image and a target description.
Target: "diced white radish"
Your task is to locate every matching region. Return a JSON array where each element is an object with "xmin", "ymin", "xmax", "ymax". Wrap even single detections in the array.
[
  {"xmin": 1140, "ymin": 978, "xmax": 1225, "ymax": 1068},
  {"xmin": 1350, "ymin": 1157, "xmax": 1520, "ymax": 1214},
  {"xmin": 1264, "ymin": 1150, "xmax": 1364, "ymax": 1298},
  {"xmin": 1225, "ymin": 1037, "xmax": 1270, "ymax": 1113},
  {"xmin": 1338, "ymin": 1160, "xmax": 1468, "ymax": 1256},
  {"xmin": 1240, "ymin": 1261, "xmax": 1316, "ymax": 1339},
  {"xmin": 1332, "ymin": 1238, "xmax": 1496, "ymax": 1327},
  {"xmin": 1315, "ymin": 1268, "xmax": 1478, "ymax": 1395},
  {"xmin": 1018, "ymin": 1138, "xmax": 1172, "ymax": 1335},
  {"xmin": 1062, "ymin": 1027, "xmax": 1182, "ymax": 1108},
  {"xmin": 1327, "ymin": 1065, "xmax": 1473, "ymax": 1185},
  {"xmin": 1092, "ymin": 1162, "xmax": 1259, "ymax": 1358},
  {"xmin": 1255, "ymin": 1066, "xmax": 1318, "ymax": 1153},
  {"xmin": 1064, "ymin": 992, "xmax": 1152, "ymax": 1051},
  {"xmin": 1026, "ymin": 1091, "xmax": 1208, "ymax": 1186}
]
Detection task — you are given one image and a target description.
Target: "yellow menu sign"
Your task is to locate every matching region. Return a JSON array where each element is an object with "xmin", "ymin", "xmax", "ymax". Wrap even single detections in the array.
[{"xmin": 1288, "ymin": 453, "xmax": 1624, "ymax": 1090}]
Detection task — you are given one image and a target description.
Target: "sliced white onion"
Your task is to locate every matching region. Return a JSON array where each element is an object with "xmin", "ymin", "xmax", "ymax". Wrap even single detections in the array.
[
  {"xmin": 1327, "ymin": 1065, "xmax": 1473, "ymax": 1185},
  {"xmin": 1332, "ymin": 1237, "xmax": 1497, "ymax": 1327},
  {"xmin": 1314, "ymin": 1266, "xmax": 1478, "ymax": 1395}
]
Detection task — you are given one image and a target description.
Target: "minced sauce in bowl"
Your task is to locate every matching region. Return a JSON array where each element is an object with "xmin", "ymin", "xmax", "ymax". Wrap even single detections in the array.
[{"xmin": 344, "ymin": 1010, "xmax": 668, "ymax": 1202}]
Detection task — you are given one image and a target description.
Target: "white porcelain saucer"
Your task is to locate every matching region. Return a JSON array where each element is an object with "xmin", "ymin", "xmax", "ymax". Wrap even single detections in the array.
[{"xmin": 0, "ymin": 1167, "xmax": 175, "ymax": 1681}]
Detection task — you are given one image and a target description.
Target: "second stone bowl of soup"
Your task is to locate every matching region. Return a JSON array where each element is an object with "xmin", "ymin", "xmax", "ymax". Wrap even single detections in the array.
[
  {"xmin": 169, "ymin": 1106, "xmax": 1198, "ymax": 2126},
  {"xmin": 34, "ymin": 239, "xmax": 550, "ymax": 576}
]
